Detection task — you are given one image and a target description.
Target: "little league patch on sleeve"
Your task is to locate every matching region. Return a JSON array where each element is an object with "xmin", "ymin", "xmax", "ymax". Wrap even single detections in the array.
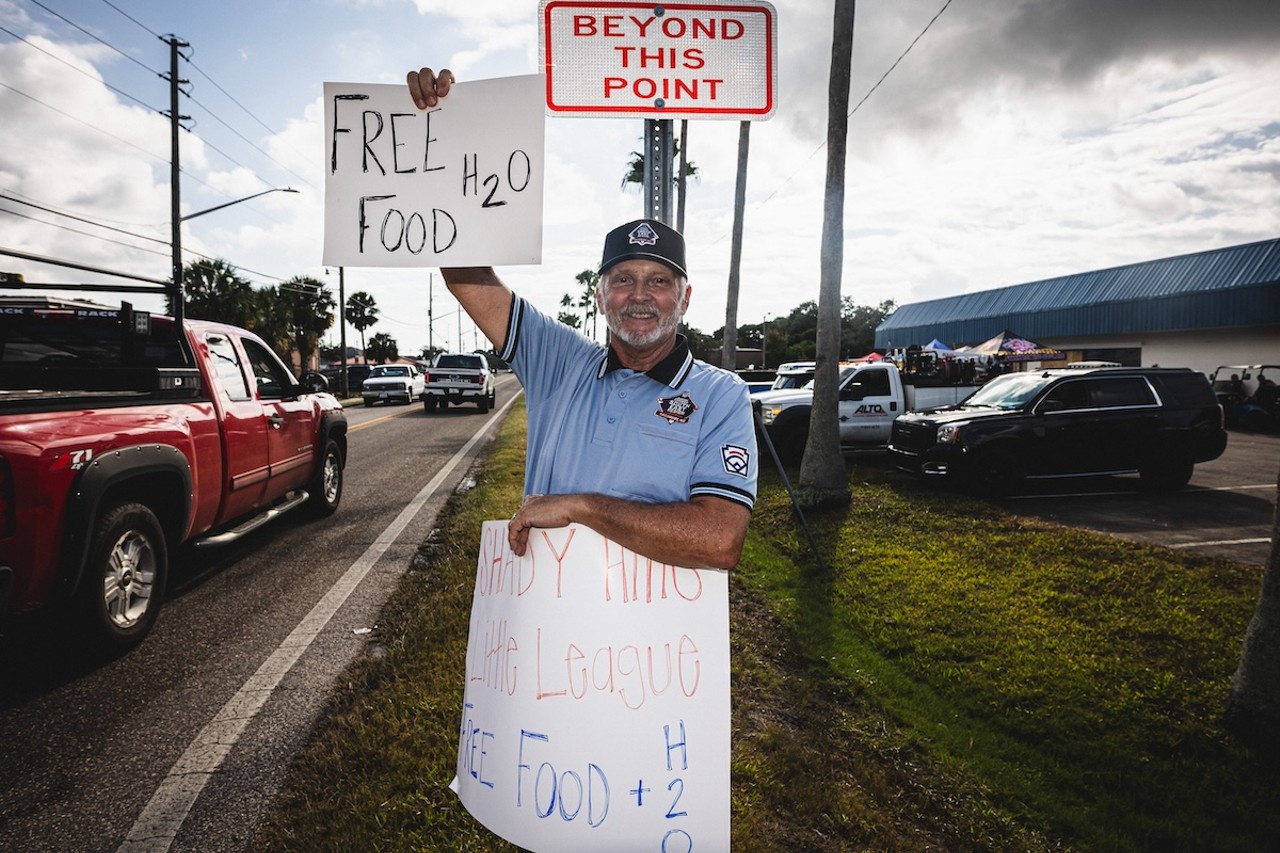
[{"xmin": 721, "ymin": 444, "xmax": 751, "ymax": 477}]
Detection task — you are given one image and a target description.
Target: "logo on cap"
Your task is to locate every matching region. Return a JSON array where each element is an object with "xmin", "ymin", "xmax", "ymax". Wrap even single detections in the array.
[{"xmin": 628, "ymin": 223, "xmax": 660, "ymax": 247}]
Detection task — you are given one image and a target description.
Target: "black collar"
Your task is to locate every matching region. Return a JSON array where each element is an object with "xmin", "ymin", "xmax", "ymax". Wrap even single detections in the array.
[{"xmin": 599, "ymin": 335, "xmax": 692, "ymax": 388}]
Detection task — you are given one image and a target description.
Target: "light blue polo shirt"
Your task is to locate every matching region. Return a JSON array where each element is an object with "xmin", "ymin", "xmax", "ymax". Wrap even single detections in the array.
[{"xmin": 500, "ymin": 296, "xmax": 757, "ymax": 510}]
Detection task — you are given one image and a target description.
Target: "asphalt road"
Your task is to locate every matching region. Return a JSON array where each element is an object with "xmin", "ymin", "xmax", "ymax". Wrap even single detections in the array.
[
  {"xmin": 988, "ymin": 428, "xmax": 1278, "ymax": 568},
  {"xmin": 0, "ymin": 374, "xmax": 521, "ymax": 853}
]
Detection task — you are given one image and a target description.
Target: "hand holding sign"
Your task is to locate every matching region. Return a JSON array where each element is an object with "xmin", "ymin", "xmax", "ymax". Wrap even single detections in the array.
[{"xmin": 323, "ymin": 74, "xmax": 545, "ymax": 268}]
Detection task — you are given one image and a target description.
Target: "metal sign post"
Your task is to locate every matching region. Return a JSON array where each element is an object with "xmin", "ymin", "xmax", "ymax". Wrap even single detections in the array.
[{"xmin": 643, "ymin": 118, "xmax": 674, "ymax": 224}]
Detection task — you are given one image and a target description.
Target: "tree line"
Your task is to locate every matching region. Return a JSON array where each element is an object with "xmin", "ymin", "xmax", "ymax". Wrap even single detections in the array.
[{"xmin": 558, "ymin": 269, "xmax": 895, "ymax": 367}]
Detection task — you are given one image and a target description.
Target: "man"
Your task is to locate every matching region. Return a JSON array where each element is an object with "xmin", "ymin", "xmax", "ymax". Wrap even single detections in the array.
[{"xmin": 406, "ymin": 66, "xmax": 757, "ymax": 571}]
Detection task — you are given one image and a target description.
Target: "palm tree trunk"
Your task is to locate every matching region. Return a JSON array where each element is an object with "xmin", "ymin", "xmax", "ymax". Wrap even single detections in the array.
[
  {"xmin": 798, "ymin": 0, "xmax": 855, "ymax": 509},
  {"xmin": 721, "ymin": 121, "xmax": 750, "ymax": 370},
  {"xmin": 1225, "ymin": 463, "xmax": 1280, "ymax": 755}
]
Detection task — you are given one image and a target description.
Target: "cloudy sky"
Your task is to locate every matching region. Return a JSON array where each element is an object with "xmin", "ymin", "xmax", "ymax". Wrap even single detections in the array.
[{"xmin": 1, "ymin": 0, "xmax": 1277, "ymax": 356}]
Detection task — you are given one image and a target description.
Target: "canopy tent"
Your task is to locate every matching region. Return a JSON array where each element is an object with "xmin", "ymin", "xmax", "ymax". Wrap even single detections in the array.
[
  {"xmin": 970, "ymin": 330, "xmax": 1066, "ymax": 362},
  {"xmin": 924, "ymin": 338, "xmax": 953, "ymax": 352},
  {"xmin": 852, "ymin": 351, "xmax": 884, "ymax": 362}
]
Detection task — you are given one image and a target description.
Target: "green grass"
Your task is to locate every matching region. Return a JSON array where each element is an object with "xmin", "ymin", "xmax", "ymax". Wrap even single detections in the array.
[{"xmin": 252, "ymin": 402, "xmax": 1280, "ymax": 851}]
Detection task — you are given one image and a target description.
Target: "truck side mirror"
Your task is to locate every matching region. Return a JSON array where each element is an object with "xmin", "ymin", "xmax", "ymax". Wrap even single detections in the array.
[{"xmin": 300, "ymin": 372, "xmax": 330, "ymax": 394}]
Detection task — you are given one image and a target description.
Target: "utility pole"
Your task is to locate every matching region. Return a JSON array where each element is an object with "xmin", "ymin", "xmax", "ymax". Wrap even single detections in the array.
[
  {"xmin": 338, "ymin": 266, "xmax": 347, "ymax": 397},
  {"xmin": 164, "ymin": 35, "xmax": 190, "ymax": 325},
  {"xmin": 428, "ymin": 272, "xmax": 434, "ymax": 354}
]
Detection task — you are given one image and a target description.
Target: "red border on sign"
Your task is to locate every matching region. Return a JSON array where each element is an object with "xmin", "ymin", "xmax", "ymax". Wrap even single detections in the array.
[{"xmin": 542, "ymin": 0, "xmax": 776, "ymax": 117}]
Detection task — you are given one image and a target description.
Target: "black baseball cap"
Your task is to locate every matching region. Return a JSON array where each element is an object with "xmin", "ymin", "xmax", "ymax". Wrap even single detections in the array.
[{"xmin": 598, "ymin": 219, "xmax": 687, "ymax": 278}]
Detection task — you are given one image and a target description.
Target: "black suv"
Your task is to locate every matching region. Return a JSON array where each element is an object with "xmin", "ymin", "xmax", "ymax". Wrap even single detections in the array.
[{"xmin": 888, "ymin": 367, "xmax": 1227, "ymax": 495}]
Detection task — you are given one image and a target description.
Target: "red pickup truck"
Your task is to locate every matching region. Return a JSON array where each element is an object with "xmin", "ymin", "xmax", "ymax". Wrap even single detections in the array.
[{"xmin": 0, "ymin": 299, "xmax": 348, "ymax": 651}]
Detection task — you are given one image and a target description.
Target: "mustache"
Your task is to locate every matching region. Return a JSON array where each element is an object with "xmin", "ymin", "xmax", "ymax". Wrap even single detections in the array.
[{"xmin": 619, "ymin": 304, "xmax": 661, "ymax": 319}]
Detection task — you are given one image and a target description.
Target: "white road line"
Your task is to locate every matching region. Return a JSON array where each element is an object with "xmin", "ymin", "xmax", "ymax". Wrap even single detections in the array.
[
  {"xmin": 1169, "ymin": 538, "xmax": 1271, "ymax": 549},
  {"xmin": 118, "ymin": 394, "xmax": 519, "ymax": 853}
]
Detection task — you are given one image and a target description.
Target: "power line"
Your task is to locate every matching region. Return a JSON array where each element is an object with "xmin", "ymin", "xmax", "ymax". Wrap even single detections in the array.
[
  {"xmin": 99, "ymin": 0, "xmax": 160, "ymax": 39},
  {"xmin": 0, "ymin": 192, "xmax": 168, "ymax": 244},
  {"xmin": 0, "ymin": 205, "xmax": 171, "ymax": 258},
  {"xmin": 729, "ymin": 0, "xmax": 958, "ymax": 233},
  {"xmin": 0, "ymin": 24, "xmax": 162, "ymax": 113},
  {"xmin": 848, "ymin": 0, "xmax": 955, "ymax": 119},
  {"xmin": 25, "ymin": 0, "xmax": 158, "ymax": 77}
]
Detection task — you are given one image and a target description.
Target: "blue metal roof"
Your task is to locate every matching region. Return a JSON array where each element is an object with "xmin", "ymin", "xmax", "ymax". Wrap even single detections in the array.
[{"xmin": 875, "ymin": 237, "xmax": 1280, "ymax": 348}]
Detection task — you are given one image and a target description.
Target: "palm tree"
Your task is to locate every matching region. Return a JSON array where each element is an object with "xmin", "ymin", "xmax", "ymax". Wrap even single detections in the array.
[
  {"xmin": 345, "ymin": 291, "xmax": 379, "ymax": 359},
  {"xmin": 798, "ymin": 0, "xmax": 855, "ymax": 509},
  {"xmin": 621, "ymin": 138, "xmax": 699, "ymax": 217},
  {"xmin": 177, "ymin": 258, "xmax": 257, "ymax": 328},
  {"xmin": 575, "ymin": 269, "xmax": 599, "ymax": 339},
  {"xmin": 365, "ymin": 332, "xmax": 399, "ymax": 364},
  {"xmin": 280, "ymin": 276, "xmax": 335, "ymax": 371},
  {"xmin": 720, "ymin": 121, "xmax": 751, "ymax": 370}
]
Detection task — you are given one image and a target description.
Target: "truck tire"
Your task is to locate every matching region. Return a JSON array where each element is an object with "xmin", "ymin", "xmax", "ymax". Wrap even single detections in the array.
[
  {"xmin": 478, "ymin": 392, "xmax": 490, "ymax": 413},
  {"xmin": 423, "ymin": 397, "xmax": 438, "ymax": 412},
  {"xmin": 78, "ymin": 501, "xmax": 167, "ymax": 652},
  {"xmin": 965, "ymin": 450, "xmax": 1024, "ymax": 498},
  {"xmin": 777, "ymin": 421, "xmax": 808, "ymax": 465},
  {"xmin": 1139, "ymin": 447, "xmax": 1193, "ymax": 492},
  {"xmin": 304, "ymin": 439, "xmax": 344, "ymax": 517}
]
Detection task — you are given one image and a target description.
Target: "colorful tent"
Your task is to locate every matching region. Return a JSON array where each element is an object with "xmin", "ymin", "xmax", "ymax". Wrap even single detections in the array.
[
  {"xmin": 970, "ymin": 330, "xmax": 1066, "ymax": 362},
  {"xmin": 924, "ymin": 338, "xmax": 953, "ymax": 351}
]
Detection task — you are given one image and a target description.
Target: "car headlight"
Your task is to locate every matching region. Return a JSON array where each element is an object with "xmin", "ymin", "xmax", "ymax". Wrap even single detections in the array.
[{"xmin": 936, "ymin": 423, "xmax": 966, "ymax": 444}]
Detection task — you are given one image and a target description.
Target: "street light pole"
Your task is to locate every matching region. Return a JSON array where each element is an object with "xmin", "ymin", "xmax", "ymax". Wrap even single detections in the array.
[{"xmin": 179, "ymin": 187, "xmax": 299, "ymax": 223}]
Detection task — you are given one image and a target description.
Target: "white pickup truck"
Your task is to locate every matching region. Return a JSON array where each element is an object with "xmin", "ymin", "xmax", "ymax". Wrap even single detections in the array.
[
  {"xmin": 361, "ymin": 363, "xmax": 426, "ymax": 406},
  {"xmin": 423, "ymin": 352, "xmax": 497, "ymax": 412},
  {"xmin": 753, "ymin": 361, "xmax": 982, "ymax": 461}
]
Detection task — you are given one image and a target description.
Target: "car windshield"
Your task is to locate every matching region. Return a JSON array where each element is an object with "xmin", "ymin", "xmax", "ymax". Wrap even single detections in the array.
[
  {"xmin": 369, "ymin": 366, "xmax": 409, "ymax": 377},
  {"xmin": 961, "ymin": 373, "xmax": 1054, "ymax": 409}
]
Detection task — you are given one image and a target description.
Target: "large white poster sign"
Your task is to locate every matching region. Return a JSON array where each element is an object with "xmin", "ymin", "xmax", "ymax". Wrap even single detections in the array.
[
  {"xmin": 322, "ymin": 75, "xmax": 544, "ymax": 267},
  {"xmin": 453, "ymin": 522, "xmax": 730, "ymax": 852}
]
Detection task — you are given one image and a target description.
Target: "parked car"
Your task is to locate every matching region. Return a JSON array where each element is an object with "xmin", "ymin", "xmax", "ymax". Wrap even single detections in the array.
[
  {"xmin": 888, "ymin": 366, "xmax": 1227, "ymax": 495},
  {"xmin": 423, "ymin": 352, "xmax": 496, "ymax": 412},
  {"xmin": 361, "ymin": 363, "xmax": 426, "ymax": 406}
]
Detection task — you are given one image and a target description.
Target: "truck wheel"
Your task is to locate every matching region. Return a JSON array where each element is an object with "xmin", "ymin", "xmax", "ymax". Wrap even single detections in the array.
[
  {"xmin": 489, "ymin": 387, "xmax": 497, "ymax": 408},
  {"xmin": 478, "ymin": 393, "xmax": 490, "ymax": 413},
  {"xmin": 78, "ymin": 501, "xmax": 167, "ymax": 652},
  {"xmin": 777, "ymin": 422, "xmax": 808, "ymax": 465},
  {"xmin": 1139, "ymin": 448, "xmax": 1193, "ymax": 491},
  {"xmin": 966, "ymin": 451, "xmax": 1023, "ymax": 498},
  {"xmin": 423, "ymin": 397, "xmax": 438, "ymax": 412},
  {"xmin": 304, "ymin": 439, "xmax": 344, "ymax": 517}
]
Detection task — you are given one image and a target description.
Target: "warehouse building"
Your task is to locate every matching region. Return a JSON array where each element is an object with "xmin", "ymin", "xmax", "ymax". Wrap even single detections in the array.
[{"xmin": 874, "ymin": 238, "xmax": 1280, "ymax": 377}]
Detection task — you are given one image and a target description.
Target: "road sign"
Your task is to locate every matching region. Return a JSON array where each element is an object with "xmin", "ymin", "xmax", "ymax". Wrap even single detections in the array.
[{"xmin": 539, "ymin": 0, "xmax": 777, "ymax": 120}]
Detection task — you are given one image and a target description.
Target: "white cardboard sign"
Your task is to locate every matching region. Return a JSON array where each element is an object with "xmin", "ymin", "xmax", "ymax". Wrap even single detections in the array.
[
  {"xmin": 322, "ymin": 75, "xmax": 545, "ymax": 267},
  {"xmin": 453, "ymin": 522, "xmax": 730, "ymax": 852}
]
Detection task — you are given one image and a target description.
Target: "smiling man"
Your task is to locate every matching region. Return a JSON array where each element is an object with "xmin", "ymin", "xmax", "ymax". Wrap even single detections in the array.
[{"xmin": 407, "ymin": 66, "xmax": 757, "ymax": 571}]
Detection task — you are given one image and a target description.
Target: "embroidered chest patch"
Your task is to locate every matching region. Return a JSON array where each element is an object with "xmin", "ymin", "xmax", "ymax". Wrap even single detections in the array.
[{"xmin": 655, "ymin": 391, "xmax": 697, "ymax": 424}]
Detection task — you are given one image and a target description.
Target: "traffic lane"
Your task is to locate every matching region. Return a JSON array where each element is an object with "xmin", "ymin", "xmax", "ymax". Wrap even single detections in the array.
[
  {"xmin": 0, "ymin": 392, "xmax": 514, "ymax": 852},
  {"xmin": 1006, "ymin": 430, "xmax": 1277, "ymax": 567}
]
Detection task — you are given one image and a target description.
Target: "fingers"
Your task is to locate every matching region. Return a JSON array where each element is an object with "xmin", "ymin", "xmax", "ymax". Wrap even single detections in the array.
[{"xmin": 407, "ymin": 67, "xmax": 455, "ymax": 109}]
